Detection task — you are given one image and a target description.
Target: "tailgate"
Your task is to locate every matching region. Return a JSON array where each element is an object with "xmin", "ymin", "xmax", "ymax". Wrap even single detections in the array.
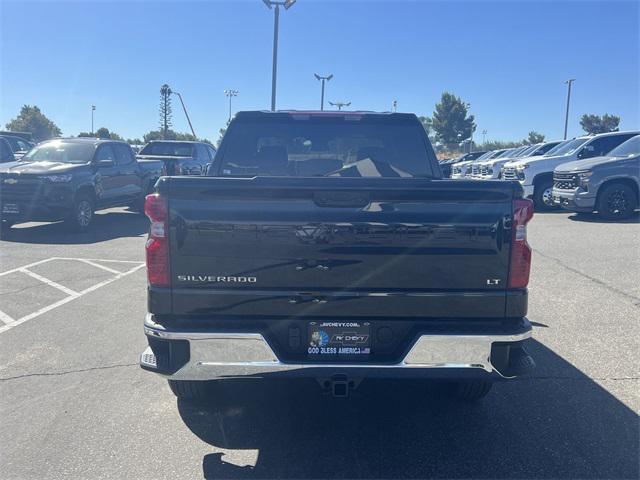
[{"xmin": 163, "ymin": 177, "xmax": 515, "ymax": 319}]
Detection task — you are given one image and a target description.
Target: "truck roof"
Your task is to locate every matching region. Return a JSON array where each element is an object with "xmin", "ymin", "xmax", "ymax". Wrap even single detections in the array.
[
  {"xmin": 234, "ymin": 110, "xmax": 419, "ymax": 123},
  {"xmin": 42, "ymin": 138, "xmax": 127, "ymax": 145},
  {"xmin": 145, "ymin": 140, "xmax": 202, "ymax": 144}
]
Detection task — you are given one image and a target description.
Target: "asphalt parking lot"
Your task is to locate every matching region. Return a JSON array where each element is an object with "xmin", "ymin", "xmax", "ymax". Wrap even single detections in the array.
[{"xmin": 0, "ymin": 208, "xmax": 638, "ymax": 479}]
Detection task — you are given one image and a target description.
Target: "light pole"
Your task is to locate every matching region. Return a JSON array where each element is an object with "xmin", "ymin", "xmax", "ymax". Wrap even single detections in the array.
[
  {"xmin": 392, "ymin": 100, "xmax": 398, "ymax": 112},
  {"xmin": 314, "ymin": 73, "xmax": 333, "ymax": 110},
  {"xmin": 91, "ymin": 105, "xmax": 95, "ymax": 136},
  {"xmin": 263, "ymin": 0, "xmax": 296, "ymax": 111},
  {"xmin": 329, "ymin": 101, "xmax": 351, "ymax": 111},
  {"xmin": 224, "ymin": 89, "xmax": 239, "ymax": 124},
  {"xmin": 171, "ymin": 90, "xmax": 197, "ymax": 138},
  {"xmin": 563, "ymin": 78, "xmax": 576, "ymax": 140},
  {"xmin": 481, "ymin": 129, "xmax": 487, "ymax": 146}
]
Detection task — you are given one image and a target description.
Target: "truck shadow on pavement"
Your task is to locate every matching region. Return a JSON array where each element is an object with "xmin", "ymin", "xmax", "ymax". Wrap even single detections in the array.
[
  {"xmin": 567, "ymin": 211, "xmax": 640, "ymax": 224},
  {"xmin": 177, "ymin": 339, "xmax": 638, "ymax": 479},
  {"xmin": 0, "ymin": 210, "xmax": 148, "ymax": 244}
]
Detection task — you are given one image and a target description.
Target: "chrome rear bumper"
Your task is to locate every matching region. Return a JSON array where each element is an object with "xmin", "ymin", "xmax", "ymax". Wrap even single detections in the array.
[{"xmin": 141, "ymin": 314, "xmax": 532, "ymax": 381}]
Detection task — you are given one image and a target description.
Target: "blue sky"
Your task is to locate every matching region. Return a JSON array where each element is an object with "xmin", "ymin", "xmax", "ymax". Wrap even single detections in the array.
[{"xmin": 1, "ymin": 0, "xmax": 638, "ymax": 143}]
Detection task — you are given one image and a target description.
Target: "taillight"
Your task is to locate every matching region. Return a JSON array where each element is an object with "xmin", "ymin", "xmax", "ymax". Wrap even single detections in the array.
[
  {"xmin": 144, "ymin": 193, "xmax": 169, "ymax": 287},
  {"xmin": 508, "ymin": 198, "xmax": 534, "ymax": 288}
]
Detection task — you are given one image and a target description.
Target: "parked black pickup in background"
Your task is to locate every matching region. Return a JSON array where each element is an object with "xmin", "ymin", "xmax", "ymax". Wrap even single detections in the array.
[{"xmin": 136, "ymin": 140, "xmax": 216, "ymax": 176}]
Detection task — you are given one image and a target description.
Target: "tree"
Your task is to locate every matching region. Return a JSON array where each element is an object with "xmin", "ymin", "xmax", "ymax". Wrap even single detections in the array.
[
  {"xmin": 525, "ymin": 131, "xmax": 546, "ymax": 144},
  {"xmin": 579, "ymin": 114, "xmax": 620, "ymax": 134},
  {"xmin": 431, "ymin": 92, "xmax": 476, "ymax": 149},
  {"xmin": 142, "ymin": 129, "xmax": 211, "ymax": 144},
  {"xmin": 95, "ymin": 127, "xmax": 111, "ymax": 139},
  {"xmin": 418, "ymin": 116, "xmax": 433, "ymax": 136},
  {"xmin": 217, "ymin": 127, "xmax": 226, "ymax": 147},
  {"xmin": 159, "ymin": 84, "xmax": 173, "ymax": 139},
  {"xmin": 78, "ymin": 128, "xmax": 123, "ymax": 140},
  {"xmin": 482, "ymin": 140, "xmax": 526, "ymax": 151},
  {"xmin": 5, "ymin": 105, "xmax": 62, "ymax": 142},
  {"xmin": 125, "ymin": 138, "xmax": 143, "ymax": 145},
  {"xmin": 418, "ymin": 115, "xmax": 437, "ymax": 144}
]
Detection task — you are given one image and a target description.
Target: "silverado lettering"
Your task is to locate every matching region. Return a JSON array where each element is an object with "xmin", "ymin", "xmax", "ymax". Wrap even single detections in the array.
[{"xmin": 177, "ymin": 275, "xmax": 257, "ymax": 283}]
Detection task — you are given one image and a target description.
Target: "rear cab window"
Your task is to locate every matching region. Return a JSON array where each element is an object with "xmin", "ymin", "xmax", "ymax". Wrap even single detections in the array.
[
  {"xmin": 114, "ymin": 143, "xmax": 134, "ymax": 164},
  {"xmin": 215, "ymin": 113, "xmax": 437, "ymax": 178},
  {"xmin": 140, "ymin": 142, "xmax": 194, "ymax": 157}
]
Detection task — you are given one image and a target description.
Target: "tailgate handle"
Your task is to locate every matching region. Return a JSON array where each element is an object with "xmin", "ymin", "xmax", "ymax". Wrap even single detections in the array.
[{"xmin": 313, "ymin": 191, "xmax": 370, "ymax": 208}]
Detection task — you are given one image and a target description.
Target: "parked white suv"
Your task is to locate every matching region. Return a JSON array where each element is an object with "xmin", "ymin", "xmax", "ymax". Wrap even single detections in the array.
[
  {"xmin": 475, "ymin": 141, "xmax": 561, "ymax": 180},
  {"xmin": 501, "ymin": 131, "xmax": 639, "ymax": 209},
  {"xmin": 469, "ymin": 146, "xmax": 529, "ymax": 178},
  {"xmin": 451, "ymin": 149, "xmax": 503, "ymax": 178}
]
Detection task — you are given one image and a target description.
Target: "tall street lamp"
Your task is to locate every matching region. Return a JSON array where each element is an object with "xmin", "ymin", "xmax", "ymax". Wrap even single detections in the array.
[
  {"xmin": 263, "ymin": 0, "xmax": 296, "ymax": 111},
  {"xmin": 563, "ymin": 78, "xmax": 576, "ymax": 140},
  {"xmin": 91, "ymin": 105, "xmax": 95, "ymax": 136},
  {"xmin": 329, "ymin": 101, "xmax": 350, "ymax": 111},
  {"xmin": 314, "ymin": 73, "xmax": 333, "ymax": 111},
  {"xmin": 224, "ymin": 89, "xmax": 239, "ymax": 124},
  {"xmin": 171, "ymin": 90, "xmax": 197, "ymax": 138},
  {"xmin": 481, "ymin": 129, "xmax": 487, "ymax": 146}
]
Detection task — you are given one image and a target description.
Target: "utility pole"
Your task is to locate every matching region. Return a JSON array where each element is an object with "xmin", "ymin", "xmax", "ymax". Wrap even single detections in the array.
[
  {"xmin": 91, "ymin": 105, "xmax": 95, "ymax": 136},
  {"xmin": 224, "ymin": 89, "xmax": 239, "ymax": 124},
  {"xmin": 481, "ymin": 129, "xmax": 487, "ymax": 146},
  {"xmin": 329, "ymin": 101, "xmax": 351, "ymax": 111},
  {"xmin": 563, "ymin": 78, "xmax": 576, "ymax": 140},
  {"xmin": 171, "ymin": 90, "xmax": 197, "ymax": 138},
  {"xmin": 263, "ymin": 0, "xmax": 296, "ymax": 111},
  {"xmin": 314, "ymin": 73, "xmax": 333, "ymax": 110}
]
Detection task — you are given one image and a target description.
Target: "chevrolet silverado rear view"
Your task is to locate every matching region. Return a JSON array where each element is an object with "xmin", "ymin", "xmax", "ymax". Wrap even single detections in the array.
[{"xmin": 140, "ymin": 111, "xmax": 535, "ymax": 401}]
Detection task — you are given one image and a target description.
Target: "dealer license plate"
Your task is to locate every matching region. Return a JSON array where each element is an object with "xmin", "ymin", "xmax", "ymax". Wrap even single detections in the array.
[{"xmin": 307, "ymin": 321, "xmax": 371, "ymax": 357}]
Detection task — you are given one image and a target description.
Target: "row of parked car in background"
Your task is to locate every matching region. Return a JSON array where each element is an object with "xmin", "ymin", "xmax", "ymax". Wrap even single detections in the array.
[
  {"xmin": 0, "ymin": 136, "xmax": 215, "ymax": 232},
  {"xmin": 1, "ymin": 126, "xmax": 638, "ymax": 235},
  {"xmin": 441, "ymin": 130, "xmax": 640, "ymax": 219},
  {"xmin": 0, "ymin": 131, "xmax": 36, "ymax": 162}
]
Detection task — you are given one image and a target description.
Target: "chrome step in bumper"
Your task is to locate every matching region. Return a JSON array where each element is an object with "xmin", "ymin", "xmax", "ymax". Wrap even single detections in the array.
[{"xmin": 141, "ymin": 314, "xmax": 532, "ymax": 381}]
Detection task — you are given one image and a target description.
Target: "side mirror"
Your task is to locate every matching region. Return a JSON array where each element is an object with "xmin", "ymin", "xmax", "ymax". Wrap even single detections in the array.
[{"xmin": 96, "ymin": 159, "xmax": 115, "ymax": 168}]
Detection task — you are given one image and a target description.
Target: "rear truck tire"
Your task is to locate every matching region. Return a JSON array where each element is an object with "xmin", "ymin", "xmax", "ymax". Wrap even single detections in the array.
[
  {"xmin": 597, "ymin": 183, "xmax": 638, "ymax": 220},
  {"xmin": 449, "ymin": 380, "xmax": 493, "ymax": 402},
  {"xmin": 129, "ymin": 196, "xmax": 146, "ymax": 215},
  {"xmin": 533, "ymin": 178, "xmax": 558, "ymax": 211},
  {"xmin": 168, "ymin": 380, "xmax": 210, "ymax": 401},
  {"xmin": 65, "ymin": 194, "xmax": 94, "ymax": 232}
]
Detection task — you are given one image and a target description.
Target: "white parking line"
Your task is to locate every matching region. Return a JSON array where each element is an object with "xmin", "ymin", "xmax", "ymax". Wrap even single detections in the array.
[
  {"xmin": 0, "ymin": 257, "xmax": 145, "ymax": 334},
  {"xmin": 20, "ymin": 268, "xmax": 80, "ymax": 297},
  {"xmin": 0, "ymin": 257, "xmax": 63, "ymax": 277},
  {"xmin": 75, "ymin": 259, "xmax": 122, "ymax": 275},
  {"xmin": 0, "ymin": 310, "xmax": 14, "ymax": 325}
]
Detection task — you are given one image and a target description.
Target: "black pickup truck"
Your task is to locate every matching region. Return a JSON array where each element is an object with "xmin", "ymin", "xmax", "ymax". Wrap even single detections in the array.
[
  {"xmin": 136, "ymin": 140, "xmax": 216, "ymax": 176},
  {"xmin": 140, "ymin": 111, "xmax": 535, "ymax": 401},
  {"xmin": 0, "ymin": 138, "xmax": 161, "ymax": 232}
]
